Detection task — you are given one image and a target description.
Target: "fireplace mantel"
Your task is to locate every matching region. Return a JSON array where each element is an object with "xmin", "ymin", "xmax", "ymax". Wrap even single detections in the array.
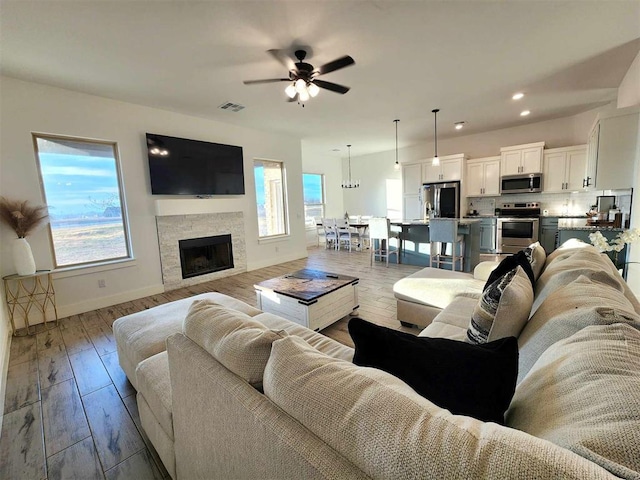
[{"xmin": 154, "ymin": 198, "xmax": 246, "ymax": 217}]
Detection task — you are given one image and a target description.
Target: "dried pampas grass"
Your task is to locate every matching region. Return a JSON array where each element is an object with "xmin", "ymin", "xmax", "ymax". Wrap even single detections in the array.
[{"xmin": 0, "ymin": 197, "xmax": 49, "ymax": 238}]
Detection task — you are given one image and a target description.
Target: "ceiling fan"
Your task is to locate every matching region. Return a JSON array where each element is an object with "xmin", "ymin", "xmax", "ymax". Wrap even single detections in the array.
[{"xmin": 243, "ymin": 49, "xmax": 355, "ymax": 102}]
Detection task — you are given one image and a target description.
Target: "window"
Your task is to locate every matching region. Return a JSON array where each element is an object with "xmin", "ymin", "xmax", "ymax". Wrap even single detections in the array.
[
  {"xmin": 254, "ymin": 159, "xmax": 288, "ymax": 238},
  {"xmin": 33, "ymin": 134, "xmax": 132, "ymax": 268},
  {"xmin": 302, "ymin": 173, "xmax": 325, "ymax": 227}
]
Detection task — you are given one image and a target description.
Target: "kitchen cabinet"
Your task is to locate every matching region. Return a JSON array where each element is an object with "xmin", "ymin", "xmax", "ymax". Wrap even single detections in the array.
[
  {"xmin": 422, "ymin": 154, "xmax": 464, "ymax": 183},
  {"xmin": 586, "ymin": 106, "xmax": 639, "ymax": 190},
  {"xmin": 542, "ymin": 145, "xmax": 587, "ymax": 192},
  {"xmin": 466, "ymin": 156, "xmax": 500, "ymax": 196},
  {"xmin": 500, "ymin": 142, "xmax": 545, "ymax": 175},
  {"xmin": 402, "ymin": 163, "xmax": 423, "ymax": 220},
  {"xmin": 479, "ymin": 217, "xmax": 497, "ymax": 253}
]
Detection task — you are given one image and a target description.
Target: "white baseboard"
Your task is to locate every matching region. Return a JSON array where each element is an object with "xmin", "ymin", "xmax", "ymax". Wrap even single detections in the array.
[
  {"xmin": 56, "ymin": 284, "xmax": 165, "ymax": 318},
  {"xmin": 247, "ymin": 250, "xmax": 308, "ymax": 271}
]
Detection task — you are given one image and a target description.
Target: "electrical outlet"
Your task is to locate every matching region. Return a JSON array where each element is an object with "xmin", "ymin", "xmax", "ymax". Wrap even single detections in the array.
[{"xmin": 98, "ymin": 279, "xmax": 106, "ymax": 288}]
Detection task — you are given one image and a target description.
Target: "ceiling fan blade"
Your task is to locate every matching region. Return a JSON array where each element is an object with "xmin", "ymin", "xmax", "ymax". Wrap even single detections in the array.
[
  {"xmin": 267, "ymin": 49, "xmax": 296, "ymax": 72},
  {"xmin": 312, "ymin": 79, "xmax": 350, "ymax": 94},
  {"xmin": 243, "ymin": 78, "xmax": 290, "ymax": 85},
  {"xmin": 315, "ymin": 55, "xmax": 355, "ymax": 75}
]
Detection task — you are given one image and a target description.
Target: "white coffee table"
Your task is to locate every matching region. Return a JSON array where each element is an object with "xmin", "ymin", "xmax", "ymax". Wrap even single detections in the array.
[{"xmin": 254, "ymin": 269, "xmax": 359, "ymax": 331}]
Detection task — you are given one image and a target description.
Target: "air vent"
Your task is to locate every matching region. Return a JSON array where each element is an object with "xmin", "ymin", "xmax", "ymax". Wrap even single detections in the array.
[{"xmin": 218, "ymin": 102, "xmax": 245, "ymax": 113}]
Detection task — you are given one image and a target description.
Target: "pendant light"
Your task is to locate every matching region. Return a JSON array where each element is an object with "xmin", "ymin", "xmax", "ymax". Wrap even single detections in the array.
[
  {"xmin": 432, "ymin": 108, "xmax": 440, "ymax": 166},
  {"xmin": 393, "ymin": 119, "xmax": 400, "ymax": 170},
  {"xmin": 341, "ymin": 144, "xmax": 360, "ymax": 189}
]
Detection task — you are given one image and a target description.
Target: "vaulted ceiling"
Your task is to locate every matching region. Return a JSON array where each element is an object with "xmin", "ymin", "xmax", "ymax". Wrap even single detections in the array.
[{"xmin": 2, "ymin": 1, "xmax": 639, "ymax": 157}]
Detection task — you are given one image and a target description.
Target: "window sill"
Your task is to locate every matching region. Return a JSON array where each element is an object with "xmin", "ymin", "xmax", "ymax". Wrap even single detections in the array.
[
  {"xmin": 258, "ymin": 235, "xmax": 290, "ymax": 245},
  {"xmin": 52, "ymin": 258, "xmax": 137, "ymax": 279}
]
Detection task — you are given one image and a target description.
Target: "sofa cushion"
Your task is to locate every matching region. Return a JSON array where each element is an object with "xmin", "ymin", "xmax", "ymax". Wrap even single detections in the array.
[
  {"xmin": 517, "ymin": 275, "xmax": 640, "ymax": 383},
  {"xmin": 183, "ymin": 300, "xmax": 287, "ymax": 387},
  {"xmin": 467, "ymin": 265, "xmax": 534, "ymax": 344},
  {"xmin": 255, "ymin": 312, "xmax": 354, "ymax": 361},
  {"xmin": 484, "ymin": 250, "xmax": 535, "ymax": 290},
  {"xmin": 136, "ymin": 351, "xmax": 173, "ymax": 440},
  {"xmin": 348, "ymin": 318, "xmax": 518, "ymax": 424},
  {"xmin": 113, "ymin": 292, "xmax": 262, "ymax": 389},
  {"xmin": 419, "ymin": 296, "xmax": 478, "ymax": 341},
  {"xmin": 264, "ymin": 335, "xmax": 615, "ymax": 479},
  {"xmin": 507, "ymin": 323, "xmax": 640, "ymax": 478}
]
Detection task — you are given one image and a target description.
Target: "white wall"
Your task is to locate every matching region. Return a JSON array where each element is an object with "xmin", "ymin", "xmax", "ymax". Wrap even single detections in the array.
[
  {"xmin": 618, "ymin": 50, "xmax": 640, "ymax": 109},
  {"xmin": 300, "ymin": 144, "xmax": 344, "ymax": 218},
  {"xmin": 0, "ymin": 76, "xmax": 308, "ymax": 400}
]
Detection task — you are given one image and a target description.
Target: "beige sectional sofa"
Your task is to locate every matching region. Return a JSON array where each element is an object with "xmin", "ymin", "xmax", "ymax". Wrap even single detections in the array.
[{"xmin": 113, "ymin": 239, "xmax": 640, "ymax": 479}]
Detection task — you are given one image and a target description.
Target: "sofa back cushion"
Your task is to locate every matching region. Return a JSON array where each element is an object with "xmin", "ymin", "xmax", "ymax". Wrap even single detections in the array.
[
  {"xmin": 507, "ymin": 323, "xmax": 640, "ymax": 479},
  {"xmin": 264, "ymin": 335, "xmax": 617, "ymax": 479},
  {"xmin": 183, "ymin": 299, "xmax": 287, "ymax": 387},
  {"xmin": 517, "ymin": 275, "xmax": 640, "ymax": 383},
  {"xmin": 468, "ymin": 265, "xmax": 534, "ymax": 344}
]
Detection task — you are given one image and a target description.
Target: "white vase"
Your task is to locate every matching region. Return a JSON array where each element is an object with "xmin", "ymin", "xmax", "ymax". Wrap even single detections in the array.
[{"xmin": 13, "ymin": 237, "xmax": 36, "ymax": 276}]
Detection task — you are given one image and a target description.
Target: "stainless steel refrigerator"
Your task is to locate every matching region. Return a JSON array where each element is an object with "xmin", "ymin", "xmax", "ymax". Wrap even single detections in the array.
[{"xmin": 421, "ymin": 181, "xmax": 460, "ymax": 219}]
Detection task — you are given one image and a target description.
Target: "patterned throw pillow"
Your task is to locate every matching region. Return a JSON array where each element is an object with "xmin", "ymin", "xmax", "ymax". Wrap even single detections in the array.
[
  {"xmin": 523, "ymin": 241, "xmax": 546, "ymax": 280},
  {"xmin": 468, "ymin": 266, "xmax": 534, "ymax": 344},
  {"xmin": 483, "ymin": 250, "xmax": 535, "ymax": 290}
]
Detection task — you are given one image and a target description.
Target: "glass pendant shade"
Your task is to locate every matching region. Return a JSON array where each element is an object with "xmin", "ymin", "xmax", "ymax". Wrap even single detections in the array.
[
  {"xmin": 294, "ymin": 78, "xmax": 306, "ymax": 94},
  {"xmin": 285, "ymin": 84, "xmax": 297, "ymax": 98},
  {"xmin": 308, "ymin": 83, "xmax": 320, "ymax": 97},
  {"xmin": 432, "ymin": 155, "xmax": 440, "ymax": 166},
  {"xmin": 299, "ymin": 89, "xmax": 310, "ymax": 102}
]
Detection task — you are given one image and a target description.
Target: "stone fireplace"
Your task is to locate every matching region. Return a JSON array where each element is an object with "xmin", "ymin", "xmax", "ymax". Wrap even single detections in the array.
[{"xmin": 156, "ymin": 212, "xmax": 246, "ymax": 290}]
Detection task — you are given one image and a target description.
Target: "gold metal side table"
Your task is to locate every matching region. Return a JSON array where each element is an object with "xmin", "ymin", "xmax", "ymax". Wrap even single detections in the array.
[{"xmin": 3, "ymin": 270, "xmax": 59, "ymax": 336}]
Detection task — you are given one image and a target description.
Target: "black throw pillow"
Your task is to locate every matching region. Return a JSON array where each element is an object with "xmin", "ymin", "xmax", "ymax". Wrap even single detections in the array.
[
  {"xmin": 484, "ymin": 250, "xmax": 534, "ymax": 290},
  {"xmin": 348, "ymin": 318, "xmax": 518, "ymax": 424}
]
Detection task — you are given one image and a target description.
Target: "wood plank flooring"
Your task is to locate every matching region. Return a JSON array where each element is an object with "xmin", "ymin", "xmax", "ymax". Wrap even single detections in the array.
[{"xmin": 0, "ymin": 246, "xmax": 423, "ymax": 478}]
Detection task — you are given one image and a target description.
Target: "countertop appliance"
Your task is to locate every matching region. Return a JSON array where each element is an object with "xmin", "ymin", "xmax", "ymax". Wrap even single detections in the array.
[
  {"xmin": 500, "ymin": 173, "xmax": 543, "ymax": 194},
  {"xmin": 422, "ymin": 181, "xmax": 460, "ymax": 220},
  {"xmin": 496, "ymin": 202, "xmax": 541, "ymax": 254}
]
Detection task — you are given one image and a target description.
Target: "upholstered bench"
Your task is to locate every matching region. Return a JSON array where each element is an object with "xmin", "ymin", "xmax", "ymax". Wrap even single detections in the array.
[{"xmin": 393, "ymin": 261, "xmax": 498, "ymax": 329}]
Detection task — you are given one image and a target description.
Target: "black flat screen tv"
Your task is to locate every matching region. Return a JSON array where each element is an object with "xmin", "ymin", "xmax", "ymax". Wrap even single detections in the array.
[{"xmin": 146, "ymin": 133, "xmax": 245, "ymax": 195}]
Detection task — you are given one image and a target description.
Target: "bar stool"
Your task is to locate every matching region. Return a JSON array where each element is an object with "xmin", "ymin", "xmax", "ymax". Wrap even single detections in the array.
[
  {"xmin": 429, "ymin": 218, "xmax": 464, "ymax": 271},
  {"xmin": 369, "ymin": 217, "xmax": 400, "ymax": 266}
]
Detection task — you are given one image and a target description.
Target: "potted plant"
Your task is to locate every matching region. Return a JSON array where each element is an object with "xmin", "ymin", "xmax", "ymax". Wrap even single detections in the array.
[{"xmin": 0, "ymin": 197, "xmax": 48, "ymax": 275}]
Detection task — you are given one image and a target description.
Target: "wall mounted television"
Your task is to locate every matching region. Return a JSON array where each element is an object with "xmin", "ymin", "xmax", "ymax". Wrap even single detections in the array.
[{"xmin": 146, "ymin": 133, "xmax": 245, "ymax": 195}]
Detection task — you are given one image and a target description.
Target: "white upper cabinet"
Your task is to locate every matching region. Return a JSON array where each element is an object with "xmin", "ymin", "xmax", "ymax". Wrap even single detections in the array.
[
  {"xmin": 589, "ymin": 107, "xmax": 639, "ymax": 190},
  {"xmin": 500, "ymin": 142, "xmax": 545, "ymax": 175},
  {"xmin": 542, "ymin": 145, "xmax": 587, "ymax": 192},
  {"xmin": 402, "ymin": 163, "xmax": 423, "ymax": 195},
  {"xmin": 422, "ymin": 154, "xmax": 464, "ymax": 183},
  {"xmin": 466, "ymin": 156, "xmax": 500, "ymax": 196}
]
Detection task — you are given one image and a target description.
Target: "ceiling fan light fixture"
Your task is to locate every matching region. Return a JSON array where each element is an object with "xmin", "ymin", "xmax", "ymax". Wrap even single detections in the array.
[
  {"xmin": 294, "ymin": 78, "xmax": 307, "ymax": 94},
  {"xmin": 285, "ymin": 84, "xmax": 297, "ymax": 98},
  {"xmin": 432, "ymin": 108, "xmax": 440, "ymax": 166},
  {"xmin": 308, "ymin": 83, "xmax": 320, "ymax": 97},
  {"xmin": 299, "ymin": 89, "xmax": 310, "ymax": 102}
]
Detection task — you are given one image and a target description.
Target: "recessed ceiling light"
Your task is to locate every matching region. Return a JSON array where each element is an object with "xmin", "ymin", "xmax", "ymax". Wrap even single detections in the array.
[
  {"xmin": 520, "ymin": 110, "xmax": 530, "ymax": 116},
  {"xmin": 454, "ymin": 121, "xmax": 465, "ymax": 130},
  {"xmin": 512, "ymin": 92, "xmax": 525, "ymax": 100}
]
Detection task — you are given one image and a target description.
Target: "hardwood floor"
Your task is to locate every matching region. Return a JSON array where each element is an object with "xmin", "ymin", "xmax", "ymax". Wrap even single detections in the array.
[{"xmin": 0, "ymin": 246, "xmax": 423, "ymax": 478}]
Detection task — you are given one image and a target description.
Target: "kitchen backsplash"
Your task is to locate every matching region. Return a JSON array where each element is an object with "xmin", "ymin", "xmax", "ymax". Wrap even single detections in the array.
[{"xmin": 467, "ymin": 189, "xmax": 632, "ymax": 217}]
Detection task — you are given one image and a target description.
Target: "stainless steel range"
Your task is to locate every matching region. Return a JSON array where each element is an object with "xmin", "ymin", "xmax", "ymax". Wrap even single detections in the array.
[{"xmin": 497, "ymin": 202, "xmax": 540, "ymax": 254}]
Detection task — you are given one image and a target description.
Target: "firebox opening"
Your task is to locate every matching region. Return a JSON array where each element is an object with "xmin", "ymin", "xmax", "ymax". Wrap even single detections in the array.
[{"xmin": 179, "ymin": 234, "xmax": 233, "ymax": 279}]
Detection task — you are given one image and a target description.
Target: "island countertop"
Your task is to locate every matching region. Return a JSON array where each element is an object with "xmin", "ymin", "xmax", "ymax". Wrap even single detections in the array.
[{"xmin": 392, "ymin": 218, "xmax": 481, "ymax": 226}]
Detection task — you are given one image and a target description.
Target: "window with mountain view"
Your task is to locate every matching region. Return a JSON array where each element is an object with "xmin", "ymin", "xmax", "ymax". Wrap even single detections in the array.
[
  {"xmin": 254, "ymin": 159, "xmax": 288, "ymax": 238},
  {"xmin": 303, "ymin": 173, "xmax": 325, "ymax": 227},
  {"xmin": 33, "ymin": 134, "xmax": 132, "ymax": 267}
]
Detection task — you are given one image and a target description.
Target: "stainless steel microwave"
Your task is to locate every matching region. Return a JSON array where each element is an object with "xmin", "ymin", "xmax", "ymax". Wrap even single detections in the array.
[{"xmin": 500, "ymin": 173, "xmax": 543, "ymax": 194}]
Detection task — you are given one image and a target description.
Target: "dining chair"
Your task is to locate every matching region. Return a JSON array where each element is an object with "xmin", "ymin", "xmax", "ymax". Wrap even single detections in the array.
[
  {"xmin": 368, "ymin": 217, "xmax": 400, "ymax": 266},
  {"xmin": 335, "ymin": 217, "xmax": 360, "ymax": 251},
  {"xmin": 321, "ymin": 218, "xmax": 337, "ymax": 250},
  {"xmin": 314, "ymin": 216, "xmax": 325, "ymax": 246},
  {"xmin": 429, "ymin": 218, "xmax": 464, "ymax": 271}
]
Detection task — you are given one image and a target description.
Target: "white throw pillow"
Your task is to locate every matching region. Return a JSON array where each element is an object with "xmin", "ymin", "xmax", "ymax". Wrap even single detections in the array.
[{"xmin": 467, "ymin": 266, "xmax": 534, "ymax": 344}]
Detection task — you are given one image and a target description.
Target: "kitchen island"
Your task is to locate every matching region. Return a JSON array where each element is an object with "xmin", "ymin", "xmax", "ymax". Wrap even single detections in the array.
[{"xmin": 391, "ymin": 219, "xmax": 481, "ymax": 272}]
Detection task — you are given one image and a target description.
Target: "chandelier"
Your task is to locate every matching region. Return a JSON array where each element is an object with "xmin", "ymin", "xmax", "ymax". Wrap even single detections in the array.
[
  {"xmin": 341, "ymin": 144, "xmax": 360, "ymax": 189},
  {"xmin": 432, "ymin": 108, "xmax": 440, "ymax": 166}
]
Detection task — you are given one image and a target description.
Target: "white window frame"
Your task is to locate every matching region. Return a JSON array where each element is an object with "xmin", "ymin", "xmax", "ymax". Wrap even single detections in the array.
[
  {"xmin": 32, "ymin": 133, "xmax": 133, "ymax": 269},
  {"xmin": 254, "ymin": 159, "xmax": 289, "ymax": 240},
  {"xmin": 302, "ymin": 173, "xmax": 325, "ymax": 227}
]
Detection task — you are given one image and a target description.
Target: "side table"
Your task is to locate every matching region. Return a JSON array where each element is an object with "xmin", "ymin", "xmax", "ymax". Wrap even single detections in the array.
[{"xmin": 3, "ymin": 270, "xmax": 59, "ymax": 336}]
